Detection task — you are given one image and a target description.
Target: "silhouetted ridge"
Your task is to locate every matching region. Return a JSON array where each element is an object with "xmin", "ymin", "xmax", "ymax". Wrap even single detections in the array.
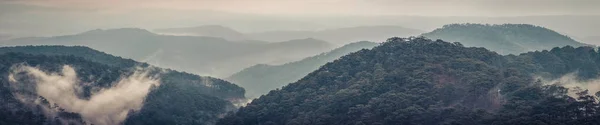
[
  {"xmin": 154, "ymin": 25, "xmax": 246, "ymax": 41},
  {"xmin": 79, "ymin": 28, "xmax": 156, "ymax": 36}
]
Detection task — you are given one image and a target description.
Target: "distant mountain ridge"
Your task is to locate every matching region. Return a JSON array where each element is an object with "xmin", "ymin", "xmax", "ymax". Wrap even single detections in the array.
[
  {"xmin": 228, "ymin": 41, "xmax": 379, "ymax": 98},
  {"xmin": 154, "ymin": 25, "xmax": 248, "ymax": 41},
  {"xmin": 247, "ymin": 25, "xmax": 424, "ymax": 45},
  {"xmin": 1, "ymin": 28, "xmax": 334, "ymax": 77},
  {"xmin": 421, "ymin": 23, "xmax": 588, "ymax": 54},
  {"xmin": 152, "ymin": 25, "xmax": 423, "ymax": 45}
]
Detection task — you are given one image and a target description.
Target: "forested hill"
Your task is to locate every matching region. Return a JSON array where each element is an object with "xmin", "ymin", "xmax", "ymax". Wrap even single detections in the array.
[
  {"xmin": 228, "ymin": 41, "xmax": 378, "ymax": 98},
  {"xmin": 0, "ymin": 46, "xmax": 246, "ymax": 125},
  {"xmin": 421, "ymin": 24, "xmax": 588, "ymax": 54},
  {"xmin": 0, "ymin": 45, "xmax": 137, "ymax": 68},
  {"xmin": 218, "ymin": 37, "xmax": 600, "ymax": 125}
]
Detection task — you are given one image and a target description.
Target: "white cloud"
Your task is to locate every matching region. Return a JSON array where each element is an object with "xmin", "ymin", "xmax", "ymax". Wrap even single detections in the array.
[
  {"xmin": 539, "ymin": 73, "xmax": 600, "ymax": 99},
  {"xmin": 9, "ymin": 65, "xmax": 160, "ymax": 125}
]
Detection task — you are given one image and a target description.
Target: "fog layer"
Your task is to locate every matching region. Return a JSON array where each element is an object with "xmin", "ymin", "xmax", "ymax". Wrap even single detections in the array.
[
  {"xmin": 9, "ymin": 65, "xmax": 160, "ymax": 125},
  {"xmin": 541, "ymin": 73, "xmax": 600, "ymax": 99}
]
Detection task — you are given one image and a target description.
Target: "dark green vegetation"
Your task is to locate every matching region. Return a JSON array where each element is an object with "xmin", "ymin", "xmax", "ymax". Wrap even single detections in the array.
[
  {"xmin": 229, "ymin": 41, "xmax": 379, "ymax": 98},
  {"xmin": 0, "ymin": 45, "xmax": 137, "ymax": 67},
  {"xmin": 0, "ymin": 46, "xmax": 245, "ymax": 125},
  {"xmin": 2, "ymin": 28, "xmax": 333, "ymax": 77},
  {"xmin": 219, "ymin": 37, "xmax": 600, "ymax": 125},
  {"xmin": 421, "ymin": 24, "xmax": 588, "ymax": 54}
]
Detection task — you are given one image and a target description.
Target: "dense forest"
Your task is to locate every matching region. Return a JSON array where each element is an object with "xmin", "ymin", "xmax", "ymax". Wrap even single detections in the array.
[
  {"xmin": 2, "ymin": 0, "xmax": 599, "ymax": 124},
  {"xmin": 218, "ymin": 37, "xmax": 600, "ymax": 125},
  {"xmin": 0, "ymin": 46, "xmax": 246, "ymax": 125},
  {"xmin": 1, "ymin": 29, "xmax": 598, "ymax": 125},
  {"xmin": 229, "ymin": 41, "xmax": 379, "ymax": 98},
  {"xmin": 0, "ymin": 45, "xmax": 138, "ymax": 68},
  {"xmin": 421, "ymin": 24, "xmax": 588, "ymax": 54}
]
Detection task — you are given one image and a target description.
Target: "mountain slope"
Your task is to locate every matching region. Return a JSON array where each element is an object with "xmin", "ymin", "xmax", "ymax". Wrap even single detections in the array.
[
  {"xmin": 1, "ymin": 28, "xmax": 334, "ymax": 77},
  {"xmin": 421, "ymin": 24, "xmax": 588, "ymax": 54},
  {"xmin": 218, "ymin": 37, "xmax": 600, "ymax": 125},
  {"xmin": 247, "ymin": 25, "xmax": 424, "ymax": 45},
  {"xmin": 0, "ymin": 46, "xmax": 245, "ymax": 125},
  {"xmin": 228, "ymin": 41, "xmax": 378, "ymax": 98},
  {"xmin": 0, "ymin": 45, "xmax": 137, "ymax": 68}
]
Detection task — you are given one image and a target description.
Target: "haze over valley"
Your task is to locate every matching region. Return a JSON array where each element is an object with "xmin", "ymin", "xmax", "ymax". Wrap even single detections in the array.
[
  {"xmin": 1, "ymin": 0, "xmax": 600, "ymax": 125},
  {"xmin": 1, "ymin": 28, "xmax": 334, "ymax": 77}
]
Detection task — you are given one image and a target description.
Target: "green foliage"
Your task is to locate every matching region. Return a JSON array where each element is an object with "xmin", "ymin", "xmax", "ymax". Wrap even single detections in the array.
[
  {"xmin": 0, "ymin": 45, "xmax": 139, "ymax": 68},
  {"xmin": 218, "ymin": 37, "xmax": 600, "ymax": 125}
]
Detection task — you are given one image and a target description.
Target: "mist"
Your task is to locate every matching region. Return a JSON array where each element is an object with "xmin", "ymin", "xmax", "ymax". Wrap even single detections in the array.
[
  {"xmin": 540, "ymin": 73, "xmax": 600, "ymax": 99},
  {"xmin": 8, "ymin": 65, "xmax": 160, "ymax": 125},
  {"xmin": 1, "ymin": 1, "xmax": 599, "ymax": 124}
]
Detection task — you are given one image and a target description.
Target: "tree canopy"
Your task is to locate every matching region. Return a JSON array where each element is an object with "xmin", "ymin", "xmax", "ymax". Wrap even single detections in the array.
[{"xmin": 218, "ymin": 37, "xmax": 600, "ymax": 125}]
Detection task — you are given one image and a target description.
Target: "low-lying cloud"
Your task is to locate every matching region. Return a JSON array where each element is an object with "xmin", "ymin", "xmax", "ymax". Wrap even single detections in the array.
[
  {"xmin": 8, "ymin": 65, "xmax": 160, "ymax": 125},
  {"xmin": 539, "ymin": 73, "xmax": 600, "ymax": 99}
]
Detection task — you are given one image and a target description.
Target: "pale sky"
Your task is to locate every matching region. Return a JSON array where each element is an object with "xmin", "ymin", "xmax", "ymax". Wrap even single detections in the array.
[
  {"xmin": 1, "ymin": 0, "xmax": 599, "ymax": 16},
  {"xmin": 0, "ymin": 0, "xmax": 599, "ymax": 37}
]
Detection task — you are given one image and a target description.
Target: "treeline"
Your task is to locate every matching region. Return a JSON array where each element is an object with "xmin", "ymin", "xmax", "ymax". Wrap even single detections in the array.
[{"xmin": 218, "ymin": 37, "xmax": 600, "ymax": 125}]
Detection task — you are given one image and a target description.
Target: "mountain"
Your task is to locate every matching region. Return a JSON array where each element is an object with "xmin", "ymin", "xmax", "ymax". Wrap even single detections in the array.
[
  {"xmin": 246, "ymin": 25, "xmax": 424, "ymax": 45},
  {"xmin": 1, "ymin": 28, "xmax": 334, "ymax": 77},
  {"xmin": 0, "ymin": 45, "xmax": 138, "ymax": 67},
  {"xmin": 0, "ymin": 46, "xmax": 245, "ymax": 125},
  {"xmin": 218, "ymin": 37, "xmax": 600, "ymax": 125},
  {"xmin": 421, "ymin": 23, "xmax": 588, "ymax": 54},
  {"xmin": 228, "ymin": 41, "xmax": 379, "ymax": 98},
  {"xmin": 151, "ymin": 25, "xmax": 423, "ymax": 45},
  {"xmin": 154, "ymin": 25, "xmax": 247, "ymax": 41}
]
